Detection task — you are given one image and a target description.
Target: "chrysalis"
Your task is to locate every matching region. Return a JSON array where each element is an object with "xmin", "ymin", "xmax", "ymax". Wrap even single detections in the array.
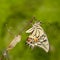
[
  {"xmin": 7, "ymin": 35, "xmax": 21, "ymax": 51},
  {"xmin": 26, "ymin": 22, "xmax": 49, "ymax": 52}
]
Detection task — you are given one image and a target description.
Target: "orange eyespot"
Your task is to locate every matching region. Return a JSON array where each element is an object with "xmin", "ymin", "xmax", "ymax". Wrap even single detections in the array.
[
  {"xmin": 34, "ymin": 38, "xmax": 38, "ymax": 42},
  {"xmin": 27, "ymin": 38, "xmax": 32, "ymax": 42}
]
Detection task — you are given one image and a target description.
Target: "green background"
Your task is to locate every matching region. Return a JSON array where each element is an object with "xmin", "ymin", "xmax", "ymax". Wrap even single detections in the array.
[{"xmin": 0, "ymin": 0, "xmax": 60, "ymax": 60}]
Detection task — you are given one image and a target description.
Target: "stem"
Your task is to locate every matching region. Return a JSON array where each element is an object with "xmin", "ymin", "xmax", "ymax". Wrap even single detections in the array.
[{"xmin": 19, "ymin": 17, "xmax": 35, "ymax": 34}]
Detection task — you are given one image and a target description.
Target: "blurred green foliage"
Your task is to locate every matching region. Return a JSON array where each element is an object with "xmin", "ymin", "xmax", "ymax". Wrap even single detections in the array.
[{"xmin": 0, "ymin": 0, "xmax": 60, "ymax": 60}]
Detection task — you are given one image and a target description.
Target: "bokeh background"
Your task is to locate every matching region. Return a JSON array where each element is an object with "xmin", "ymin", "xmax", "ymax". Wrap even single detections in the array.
[{"xmin": 0, "ymin": 0, "xmax": 60, "ymax": 60}]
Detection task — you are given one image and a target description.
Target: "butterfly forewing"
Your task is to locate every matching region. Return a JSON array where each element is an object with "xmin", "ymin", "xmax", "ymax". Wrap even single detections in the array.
[{"xmin": 26, "ymin": 27, "xmax": 34, "ymax": 33}]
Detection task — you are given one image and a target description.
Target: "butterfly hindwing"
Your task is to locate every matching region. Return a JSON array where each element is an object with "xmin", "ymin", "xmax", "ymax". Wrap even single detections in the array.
[
  {"xmin": 33, "ymin": 25, "xmax": 49, "ymax": 52},
  {"xmin": 37, "ymin": 33, "xmax": 49, "ymax": 52}
]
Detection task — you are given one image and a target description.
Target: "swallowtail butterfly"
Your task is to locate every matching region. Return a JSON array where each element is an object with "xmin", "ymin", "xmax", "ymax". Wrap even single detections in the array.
[{"xmin": 26, "ymin": 22, "xmax": 49, "ymax": 52}]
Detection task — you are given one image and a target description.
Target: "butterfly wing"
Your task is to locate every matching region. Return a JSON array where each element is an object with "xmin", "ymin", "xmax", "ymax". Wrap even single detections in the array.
[
  {"xmin": 37, "ymin": 28, "xmax": 49, "ymax": 52},
  {"xmin": 26, "ymin": 22, "xmax": 49, "ymax": 52},
  {"xmin": 26, "ymin": 27, "xmax": 34, "ymax": 33}
]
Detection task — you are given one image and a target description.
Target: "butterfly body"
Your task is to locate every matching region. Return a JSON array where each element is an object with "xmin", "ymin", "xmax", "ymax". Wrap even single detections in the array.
[{"xmin": 26, "ymin": 22, "xmax": 49, "ymax": 52}]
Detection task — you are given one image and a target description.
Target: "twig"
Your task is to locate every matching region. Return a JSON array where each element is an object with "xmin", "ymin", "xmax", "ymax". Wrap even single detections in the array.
[{"xmin": 0, "ymin": 17, "xmax": 35, "ymax": 60}]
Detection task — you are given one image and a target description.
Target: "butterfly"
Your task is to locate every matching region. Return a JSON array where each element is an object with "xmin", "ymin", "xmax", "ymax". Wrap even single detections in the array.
[{"xmin": 26, "ymin": 22, "xmax": 49, "ymax": 52}]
